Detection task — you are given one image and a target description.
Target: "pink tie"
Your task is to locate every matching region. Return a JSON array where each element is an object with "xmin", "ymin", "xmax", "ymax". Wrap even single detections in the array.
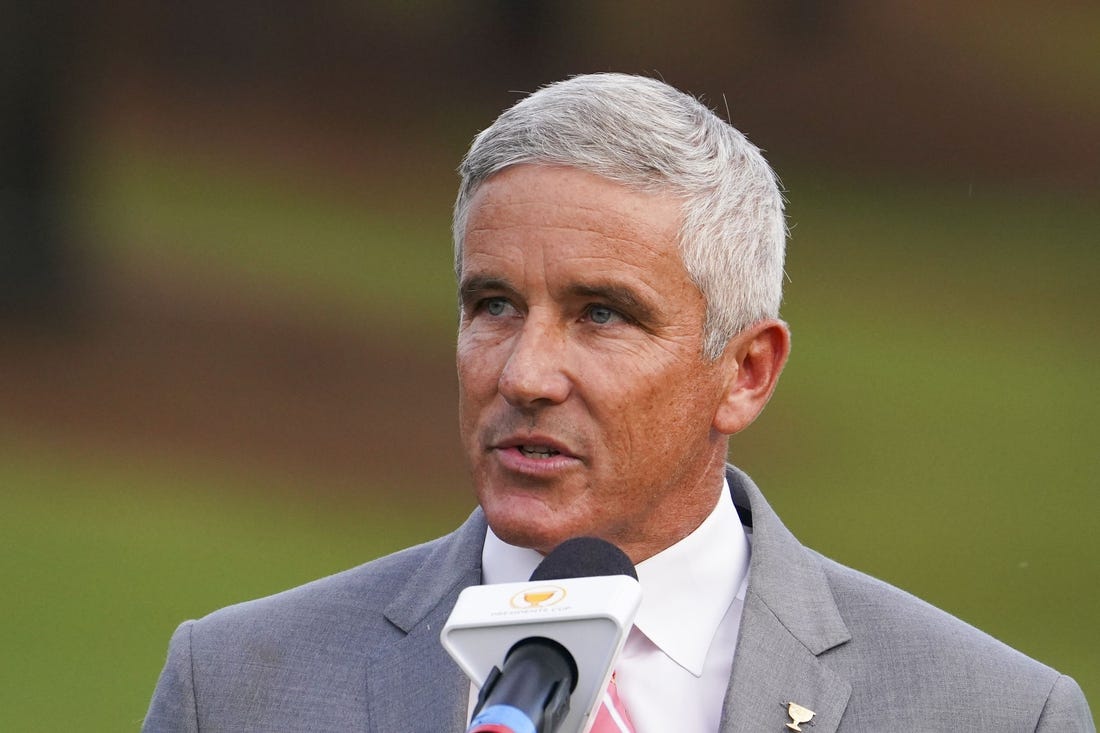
[{"xmin": 590, "ymin": 672, "xmax": 636, "ymax": 733}]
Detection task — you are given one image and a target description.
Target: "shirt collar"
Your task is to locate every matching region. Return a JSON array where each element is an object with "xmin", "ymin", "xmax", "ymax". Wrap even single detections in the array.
[
  {"xmin": 633, "ymin": 480, "xmax": 749, "ymax": 675},
  {"xmin": 481, "ymin": 477, "xmax": 750, "ymax": 676},
  {"xmin": 481, "ymin": 526, "xmax": 544, "ymax": 586}
]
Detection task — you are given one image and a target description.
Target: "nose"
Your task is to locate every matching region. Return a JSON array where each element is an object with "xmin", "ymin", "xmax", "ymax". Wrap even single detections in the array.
[{"xmin": 497, "ymin": 316, "xmax": 572, "ymax": 408}]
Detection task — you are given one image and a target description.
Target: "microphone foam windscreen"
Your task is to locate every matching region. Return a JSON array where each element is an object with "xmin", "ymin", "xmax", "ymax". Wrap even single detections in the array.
[{"xmin": 529, "ymin": 537, "xmax": 637, "ymax": 582}]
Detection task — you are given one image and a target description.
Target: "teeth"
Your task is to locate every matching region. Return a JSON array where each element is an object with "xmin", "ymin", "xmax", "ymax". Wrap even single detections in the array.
[{"xmin": 519, "ymin": 445, "xmax": 559, "ymax": 458}]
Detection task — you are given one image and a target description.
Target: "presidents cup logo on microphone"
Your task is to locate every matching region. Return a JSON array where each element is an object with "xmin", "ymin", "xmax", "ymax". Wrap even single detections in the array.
[{"xmin": 510, "ymin": 585, "xmax": 567, "ymax": 609}]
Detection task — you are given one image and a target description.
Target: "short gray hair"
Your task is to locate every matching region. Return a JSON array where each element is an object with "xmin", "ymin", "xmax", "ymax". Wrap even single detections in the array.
[{"xmin": 453, "ymin": 73, "xmax": 786, "ymax": 359}]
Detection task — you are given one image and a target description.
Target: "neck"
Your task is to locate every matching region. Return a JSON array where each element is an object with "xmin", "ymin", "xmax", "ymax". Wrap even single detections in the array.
[{"xmin": 614, "ymin": 460, "xmax": 727, "ymax": 564}]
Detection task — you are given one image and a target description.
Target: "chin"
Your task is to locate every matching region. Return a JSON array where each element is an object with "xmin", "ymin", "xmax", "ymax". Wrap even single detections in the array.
[
  {"xmin": 487, "ymin": 518, "xmax": 557, "ymax": 554},
  {"xmin": 481, "ymin": 502, "xmax": 571, "ymax": 555}
]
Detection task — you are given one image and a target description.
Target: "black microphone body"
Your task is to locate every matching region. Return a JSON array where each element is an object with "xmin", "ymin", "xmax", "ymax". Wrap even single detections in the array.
[{"xmin": 468, "ymin": 638, "xmax": 575, "ymax": 733}]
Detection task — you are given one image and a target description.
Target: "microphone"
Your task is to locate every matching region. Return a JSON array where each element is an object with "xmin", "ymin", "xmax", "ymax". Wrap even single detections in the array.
[
  {"xmin": 529, "ymin": 536, "xmax": 637, "ymax": 583},
  {"xmin": 441, "ymin": 537, "xmax": 642, "ymax": 733}
]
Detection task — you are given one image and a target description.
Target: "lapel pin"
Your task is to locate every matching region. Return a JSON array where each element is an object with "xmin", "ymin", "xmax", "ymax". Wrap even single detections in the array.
[{"xmin": 783, "ymin": 701, "xmax": 815, "ymax": 731}]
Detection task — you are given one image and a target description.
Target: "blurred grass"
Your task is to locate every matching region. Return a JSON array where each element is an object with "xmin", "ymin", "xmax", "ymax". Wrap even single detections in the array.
[
  {"xmin": 0, "ymin": 442, "xmax": 470, "ymax": 731},
  {"xmin": 4, "ymin": 148, "xmax": 1095, "ymax": 728},
  {"xmin": 79, "ymin": 140, "xmax": 459, "ymax": 339}
]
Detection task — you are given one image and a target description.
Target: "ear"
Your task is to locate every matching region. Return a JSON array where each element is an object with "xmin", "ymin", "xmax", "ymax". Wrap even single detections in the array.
[{"xmin": 712, "ymin": 319, "xmax": 791, "ymax": 435}]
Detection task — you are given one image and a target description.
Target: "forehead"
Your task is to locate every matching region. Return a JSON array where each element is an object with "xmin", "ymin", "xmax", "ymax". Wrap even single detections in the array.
[{"xmin": 463, "ymin": 164, "xmax": 683, "ymax": 271}]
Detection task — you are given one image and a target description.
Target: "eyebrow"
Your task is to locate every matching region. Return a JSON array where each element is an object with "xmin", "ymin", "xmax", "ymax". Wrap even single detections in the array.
[{"xmin": 458, "ymin": 276, "xmax": 516, "ymax": 303}]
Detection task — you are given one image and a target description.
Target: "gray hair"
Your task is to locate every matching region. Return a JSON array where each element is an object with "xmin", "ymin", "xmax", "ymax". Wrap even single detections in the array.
[{"xmin": 453, "ymin": 73, "xmax": 786, "ymax": 359}]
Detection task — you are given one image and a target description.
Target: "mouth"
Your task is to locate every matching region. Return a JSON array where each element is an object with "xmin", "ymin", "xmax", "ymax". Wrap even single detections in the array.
[
  {"xmin": 516, "ymin": 445, "xmax": 561, "ymax": 459},
  {"xmin": 489, "ymin": 434, "xmax": 579, "ymax": 472}
]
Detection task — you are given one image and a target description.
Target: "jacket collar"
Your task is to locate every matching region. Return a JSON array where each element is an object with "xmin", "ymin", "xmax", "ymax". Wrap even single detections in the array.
[
  {"xmin": 367, "ymin": 509, "xmax": 487, "ymax": 731},
  {"xmin": 721, "ymin": 465, "xmax": 852, "ymax": 732}
]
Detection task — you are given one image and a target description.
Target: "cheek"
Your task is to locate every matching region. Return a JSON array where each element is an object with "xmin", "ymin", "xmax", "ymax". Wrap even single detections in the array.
[
  {"xmin": 597, "ymin": 358, "xmax": 718, "ymax": 444},
  {"xmin": 457, "ymin": 336, "xmax": 502, "ymax": 397},
  {"xmin": 456, "ymin": 356, "xmax": 493, "ymax": 441},
  {"xmin": 595, "ymin": 343, "xmax": 708, "ymax": 404}
]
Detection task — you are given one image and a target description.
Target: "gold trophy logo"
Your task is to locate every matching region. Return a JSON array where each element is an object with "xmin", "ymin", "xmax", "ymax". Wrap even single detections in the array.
[
  {"xmin": 509, "ymin": 585, "xmax": 566, "ymax": 608},
  {"xmin": 784, "ymin": 702, "xmax": 815, "ymax": 731},
  {"xmin": 523, "ymin": 590, "xmax": 555, "ymax": 606}
]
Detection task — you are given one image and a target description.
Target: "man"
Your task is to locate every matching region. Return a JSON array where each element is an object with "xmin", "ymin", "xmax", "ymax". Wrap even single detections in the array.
[{"xmin": 143, "ymin": 73, "xmax": 1094, "ymax": 732}]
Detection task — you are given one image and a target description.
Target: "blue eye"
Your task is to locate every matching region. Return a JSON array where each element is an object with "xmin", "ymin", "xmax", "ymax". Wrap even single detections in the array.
[
  {"xmin": 485, "ymin": 298, "xmax": 508, "ymax": 316},
  {"xmin": 588, "ymin": 305, "xmax": 617, "ymax": 324}
]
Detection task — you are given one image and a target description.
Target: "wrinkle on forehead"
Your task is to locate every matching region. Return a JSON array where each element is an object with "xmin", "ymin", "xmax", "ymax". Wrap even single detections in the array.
[
  {"xmin": 466, "ymin": 222, "xmax": 675, "ymax": 252},
  {"xmin": 463, "ymin": 216, "xmax": 684, "ymax": 277},
  {"xmin": 469, "ymin": 196, "xmax": 674, "ymax": 228},
  {"xmin": 466, "ymin": 168, "xmax": 682, "ymax": 246}
]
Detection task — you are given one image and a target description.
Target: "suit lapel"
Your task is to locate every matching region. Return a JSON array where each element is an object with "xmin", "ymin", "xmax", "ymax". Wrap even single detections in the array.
[
  {"xmin": 720, "ymin": 467, "xmax": 853, "ymax": 733},
  {"xmin": 366, "ymin": 510, "xmax": 488, "ymax": 732}
]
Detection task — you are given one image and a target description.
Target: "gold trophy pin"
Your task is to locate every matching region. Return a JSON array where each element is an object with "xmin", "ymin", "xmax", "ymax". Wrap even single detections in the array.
[{"xmin": 784, "ymin": 701, "xmax": 815, "ymax": 731}]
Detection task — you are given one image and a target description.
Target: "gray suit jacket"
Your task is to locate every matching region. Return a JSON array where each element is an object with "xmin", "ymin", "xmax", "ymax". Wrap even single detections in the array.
[{"xmin": 143, "ymin": 467, "xmax": 1094, "ymax": 731}]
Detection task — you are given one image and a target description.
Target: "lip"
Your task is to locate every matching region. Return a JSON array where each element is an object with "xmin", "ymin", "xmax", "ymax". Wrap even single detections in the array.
[
  {"xmin": 493, "ymin": 433, "xmax": 576, "ymax": 456},
  {"xmin": 489, "ymin": 434, "xmax": 582, "ymax": 475}
]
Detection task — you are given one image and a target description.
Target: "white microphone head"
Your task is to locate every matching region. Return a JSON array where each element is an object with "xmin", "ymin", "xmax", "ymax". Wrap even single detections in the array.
[{"xmin": 441, "ymin": 538, "xmax": 642, "ymax": 733}]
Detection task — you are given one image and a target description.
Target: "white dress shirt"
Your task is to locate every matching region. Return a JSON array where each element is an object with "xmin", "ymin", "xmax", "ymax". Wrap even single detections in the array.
[{"xmin": 478, "ymin": 479, "xmax": 751, "ymax": 732}]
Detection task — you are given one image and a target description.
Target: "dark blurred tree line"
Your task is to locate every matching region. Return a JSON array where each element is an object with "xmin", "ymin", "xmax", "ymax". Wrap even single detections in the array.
[
  {"xmin": 1, "ymin": 3, "xmax": 75, "ymax": 319},
  {"xmin": 3, "ymin": 1, "xmax": 1095, "ymax": 320}
]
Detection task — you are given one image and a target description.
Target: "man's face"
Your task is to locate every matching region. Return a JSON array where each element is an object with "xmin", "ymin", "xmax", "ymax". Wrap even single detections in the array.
[{"xmin": 456, "ymin": 164, "xmax": 736, "ymax": 562}]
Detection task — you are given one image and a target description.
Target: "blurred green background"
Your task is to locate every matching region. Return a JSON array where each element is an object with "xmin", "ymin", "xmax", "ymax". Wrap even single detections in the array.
[{"xmin": 1, "ymin": 3, "xmax": 1097, "ymax": 730}]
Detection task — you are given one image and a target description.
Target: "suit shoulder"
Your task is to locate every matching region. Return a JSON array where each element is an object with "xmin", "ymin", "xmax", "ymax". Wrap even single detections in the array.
[
  {"xmin": 817, "ymin": 551, "xmax": 1052, "ymax": 674},
  {"xmin": 814, "ymin": 552, "xmax": 1094, "ymax": 728},
  {"xmin": 187, "ymin": 526, "xmax": 467, "ymax": 642},
  {"xmin": 144, "ymin": 517, "xmax": 484, "ymax": 731}
]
